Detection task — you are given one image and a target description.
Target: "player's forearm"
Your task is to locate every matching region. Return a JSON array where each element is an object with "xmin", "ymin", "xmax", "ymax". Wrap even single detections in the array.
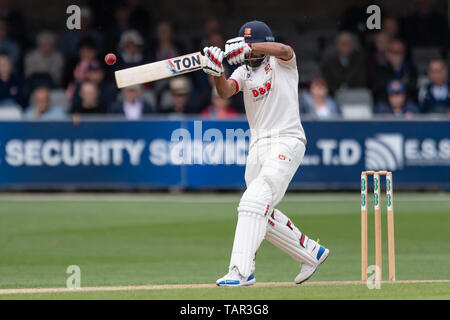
[
  {"xmin": 251, "ymin": 42, "xmax": 292, "ymax": 60},
  {"xmin": 213, "ymin": 74, "xmax": 236, "ymax": 99}
]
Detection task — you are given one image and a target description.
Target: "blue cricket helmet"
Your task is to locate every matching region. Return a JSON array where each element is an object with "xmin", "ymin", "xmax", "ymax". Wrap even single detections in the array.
[{"xmin": 238, "ymin": 21, "xmax": 275, "ymax": 43}]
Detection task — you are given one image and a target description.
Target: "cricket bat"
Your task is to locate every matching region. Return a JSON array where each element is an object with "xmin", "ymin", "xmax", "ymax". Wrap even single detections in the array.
[{"xmin": 115, "ymin": 52, "xmax": 204, "ymax": 88}]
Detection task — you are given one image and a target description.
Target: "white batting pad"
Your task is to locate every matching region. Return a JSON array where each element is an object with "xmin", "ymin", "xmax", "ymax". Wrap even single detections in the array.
[
  {"xmin": 265, "ymin": 209, "xmax": 317, "ymax": 265},
  {"xmin": 228, "ymin": 211, "xmax": 268, "ymax": 277},
  {"xmin": 228, "ymin": 177, "xmax": 272, "ymax": 277}
]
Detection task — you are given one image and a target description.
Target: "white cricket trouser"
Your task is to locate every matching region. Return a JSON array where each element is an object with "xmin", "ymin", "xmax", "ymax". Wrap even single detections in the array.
[
  {"xmin": 227, "ymin": 136, "xmax": 308, "ymax": 277},
  {"xmin": 244, "ymin": 136, "xmax": 306, "ymax": 204}
]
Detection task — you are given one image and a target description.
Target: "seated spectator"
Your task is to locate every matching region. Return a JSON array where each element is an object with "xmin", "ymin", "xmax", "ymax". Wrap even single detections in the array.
[
  {"xmin": 63, "ymin": 37, "xmax": 98, "ymax": 99},
  {"xmin": 322, "ymin": 32, "xmax": 366, "ymax": 94},
  {"xmin": 0, "ymin": 51, "xmax": 22, "ymax": 106},
  {"xmin": 338, "ymin": 4, "xmax": 374, "ymax": 48},
  {"xmin": 22, "ymin": 73, "xmax": 56, "ymax": 113},
  {"xmin": 200, "ymin": 18, "xmax": 223, "ymax": 48},
  {"xmin": 207, "ymin": 32, "xmax": 225, "ymax": 49},
  {"xmin": 366, "ymin": 32, "xmax": 390, "ymax": 90},
  {"xmin": 373, "ymin": 39, "xmax": 417, "ymax": 102},
  {"xmin": 117, "ymin": 30, "xmax": 145, "ymax": 69},
  {"xmin": 103, "ymin": 4, "xmax": 131, "ymax": 54},
  {"xmin": 418, "ymin": 59, "xmax": 450, "ymax": 114},
  {"xmin": 400, "ymin": 0, "xmax": 449, "ymax": 49},
  {"xmin": 25, "ymin": 31, "xmax": 64, "ymax": 86},
  {"xmin": 71, "ymin": 60, "xmax": 116, "ymax": 112},
  {"xmin": 0, "ymin": 0, "xmax": 27, "ymax": 46},
  {"xmin": 110, "ymin": 84, "xmax": 153, "ymax": 119},
  {"xmin": 151, "ymin": 23, "xmax": 190, "ymax": 109},
  {"xmin": 70, "ymin": 81, "xmax": 107, "ymax": 115},
  {"xmin": 382, "ymin": 16, "xmax": 400, "ymax": 40},
  {"xmin": 182, "ymin": 32, "xmax": 228, "ymax": 114},
  {"xmin": 201, "ymin": 88, "xmax": 239, "ymax": 119},
  {"xmin": 24, "ymin": 87, "xmax": 66, "ymax": 120},
  {"xmin": 128, "ymin": 0, "xmax": 152, "ymax": 37},
  {"xmin": 376, "ymin": 80, "xmax": 419, "ymax": 118},
  {"xmin": 154, "ymin": 22, "xmax": 179, "ymax": 61},
  {"xmin": 164, "ymin": 77, "xmax": 191, "ymax": 114},
  {"xmin": 299, "ymin": 77, "xmax": 340, "ymax": 119},
  {"xmin": 60, "ymin": 6, "xmax": 103, "ymax": 59},
  {"xmin": 0, "ymin": 18, "xmax": 19, "ymax": 70}
]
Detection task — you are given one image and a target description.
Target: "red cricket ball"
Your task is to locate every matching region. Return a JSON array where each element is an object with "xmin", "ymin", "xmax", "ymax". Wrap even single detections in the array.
[{"xmin": 104, "ymin": 53, "xmax": 117, "ymax": 66}]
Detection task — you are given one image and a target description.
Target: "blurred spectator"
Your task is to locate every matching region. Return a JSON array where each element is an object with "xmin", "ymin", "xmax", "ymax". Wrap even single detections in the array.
[
  {"xmin": 418, "ymin": 59, "xmax": 450, "ymax": 114},
  {"xmin": 117, "ymin": 30, "xmax": 145, "ymax": 69},
  {"xmin": 366, "ymin": 32, "xmax": 390, "ymax": 90},
  {"xmin": 154, "ymin": 22, "xmax": 179, "ymax": 61},
  {"xmin": 201, "ymin": 88, "xmax": 239, "ymax": 119},
  {"xmin": 128, "ymin": 0, "xmax": 152, "ymax": 37},
  {"xmin": 207, "ymin": 32, "xmax": 225, "ymax": 49},
  {"xmin": 104, "ymin": 4, "xmax": 131, "ymax": 53},
  {"xmin": 150, "ymin": 22, "xmax": 187, "ymax": 109},
  {"xmin": 22, "ymin": 73, "xmax": 56, "ymax": 112},
  {"xmin": 339, "ymin": 4, "xmax": 373, "ymax": 48},
  {"xmin": 299, "ymin": 77, "xmax": 340, "ymax": 119},
  {"xmin": 110, "ymin": 84, "xmax": 153, "ymax": 119},
  {"xmin": 185, "ymin": 32, "xmax": 227, "ymax": 113},
  {"xmin": 0, "ymin": 51, "xmax": 21, "ymax": 106},
  {"xmin": 0, "ymin": 18, "xmax": 19, "ymax": 69},
  {"xmin": 400, "ymin": 0, "xmax": 449, "ymax": 49},
  {"xmin": 70, "ymin": 81, "xmax": 107, "ymax": 115},
  {"xmin": 382, "ymin": 16, "xmax": 400, "ymax": 40},
  {"xmin": 24, "ymin": 87, "xmax": 66, "ymax": 120},
  {"xmin": 25, "ymin": 32, "xmax": 64, "ymax": 86},
  {"xmin": 71, "ymin": 60, "xmax": 116, "ymax": 112},
  {"xmin": 60, "ymin": 6, "xmax": 103, "ymax": 59},
  {"xmin": 153, "ymin": 20, "xmax": 207, "ymax": 112},
  {"xmin": 63, "ymin": 37, "xmax": 98, "ymax": 99},
  {"xmin": 205, "ymin": 18, "xmax": 222, "ymax": 37},
  {"xmin": 0, "ymin": 0, "xmax": 27, "ymax": 46},
  {"xmin": 163, "ymin": 77, "xmax": 192, "ymax": 114},
  {"xmin": 201, "ymin": 18, "xmax": 223, "ymax": 48},
  {"xmin": 376, "ymin": 80, "xmax": 419, "ymax": 118},
  {"xmin": 322, "ymin": 32, "xmax": 366, "ymax": 94},
  {"xmin": 373, "ymin": 39, "xmax": 417, "ymax": 102}
]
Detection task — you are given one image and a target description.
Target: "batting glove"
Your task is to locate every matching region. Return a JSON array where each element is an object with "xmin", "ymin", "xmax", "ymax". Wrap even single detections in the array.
[
  {"xmin": 202, "ymin": 46, "xmax": 224, "ymax": 77},
  {"xmin": 224, "ymin": 37, "xmax": 252, "ymax": 65}
]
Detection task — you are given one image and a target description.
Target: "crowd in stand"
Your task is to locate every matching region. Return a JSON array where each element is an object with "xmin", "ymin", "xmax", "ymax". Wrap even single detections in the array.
[
  {"xmin": 301, "ymin": 0, "xmax": 449, "ymax": 119},
  {"xmin": 0, "ymin": 0, "xmax": 448, "ymax": 121}
]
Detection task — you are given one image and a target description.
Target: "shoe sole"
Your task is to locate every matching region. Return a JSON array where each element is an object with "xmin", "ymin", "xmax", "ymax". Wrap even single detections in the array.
[
  {"xmin": 216, "ymin": 278, "xmax": 256, "ymax": 287},
  {"xmin": 295, "ymin": 249, "xmax": 330, "ymax": 285}
]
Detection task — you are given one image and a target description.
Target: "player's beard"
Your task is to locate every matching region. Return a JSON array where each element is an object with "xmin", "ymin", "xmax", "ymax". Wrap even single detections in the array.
[{"xmin": 245, "ymin": 54, "xmax": 266, "ymax": 69}]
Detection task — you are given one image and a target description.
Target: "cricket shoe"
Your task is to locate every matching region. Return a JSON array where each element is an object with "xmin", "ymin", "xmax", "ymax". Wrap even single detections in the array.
[
  {"xmin": 295, "ymin": 240, "xmax": 330, "ymax": 284},
  {"xmin": 216, "ymin": 267, "xmax": 256, "ymax": 287}
]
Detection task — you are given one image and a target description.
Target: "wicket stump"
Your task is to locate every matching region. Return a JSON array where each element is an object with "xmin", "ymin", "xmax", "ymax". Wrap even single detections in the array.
[{"xmin": 361, "ymin": 171, "xmax": 396, "ymax": 282}]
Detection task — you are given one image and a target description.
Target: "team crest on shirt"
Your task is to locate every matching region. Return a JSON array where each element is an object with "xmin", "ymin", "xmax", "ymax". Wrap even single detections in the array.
[{"xmin": 264, "ymin": 63, "xmax": 272, "ymax": 74}]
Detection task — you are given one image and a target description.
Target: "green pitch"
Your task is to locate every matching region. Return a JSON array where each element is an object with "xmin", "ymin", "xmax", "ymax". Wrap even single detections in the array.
[{"xmin": 0, "ymin": 192, "xmax": 449, "ymax": 299}]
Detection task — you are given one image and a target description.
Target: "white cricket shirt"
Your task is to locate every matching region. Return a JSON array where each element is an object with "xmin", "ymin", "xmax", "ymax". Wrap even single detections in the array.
[{"xmin": 229, "ymin": 47, "xmax": 306, "ymax": 146}]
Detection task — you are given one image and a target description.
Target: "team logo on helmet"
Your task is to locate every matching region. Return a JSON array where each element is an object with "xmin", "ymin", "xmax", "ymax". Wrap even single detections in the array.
[{"xmin": 244, "ymin": 28, "xmax": 252, "ymax": 37}]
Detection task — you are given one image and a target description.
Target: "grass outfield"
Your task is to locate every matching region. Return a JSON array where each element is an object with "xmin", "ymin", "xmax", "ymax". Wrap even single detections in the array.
[
  {"xmin": 1, "ymin": 283, "xmax": 449, "ymax": 300},
  {"xmin": 0, "ymin": 192, "xmax": 449, "ymax": 299}
]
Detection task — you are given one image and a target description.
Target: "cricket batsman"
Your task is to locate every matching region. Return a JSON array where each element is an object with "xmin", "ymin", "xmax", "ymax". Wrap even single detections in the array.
[{"xmin": 201, "ymin": 21, "xmax": 330, "ymax": 286}]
